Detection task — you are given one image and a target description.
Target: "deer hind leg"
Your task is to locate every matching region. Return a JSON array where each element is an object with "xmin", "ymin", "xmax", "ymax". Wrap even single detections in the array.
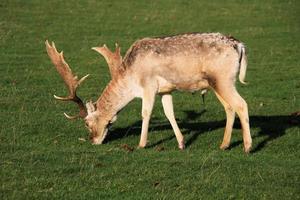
[
  {"xmin": 138, "ymin": 88, "xmax": 156, "ymax": 148},
  {"xmin": 214, "ymin": 92, "xmax": 235, "ymax": 150},
  {"xmin": 215, "ymin": 85, "xmax": 252, "ymax": 153},
  {"xmin": 161, "ymin": 94, "xmax": 185, "ymax": 150}
]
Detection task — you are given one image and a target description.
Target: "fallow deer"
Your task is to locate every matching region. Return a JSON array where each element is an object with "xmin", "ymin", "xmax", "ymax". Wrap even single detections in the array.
[{"xmin": 45, "ymin": 32, "xmax": 252, "ymax": 152}]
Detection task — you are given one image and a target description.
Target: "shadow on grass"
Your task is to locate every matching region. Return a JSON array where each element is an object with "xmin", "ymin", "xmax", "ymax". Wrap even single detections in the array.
[{"xmin": 105, "ymin": 109, "xmax": 300, "ymax": 152}]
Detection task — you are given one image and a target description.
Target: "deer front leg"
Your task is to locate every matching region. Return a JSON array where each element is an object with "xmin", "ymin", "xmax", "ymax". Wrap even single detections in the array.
[
  {"xmin": 161, "ymin": 94, "xmax": 185, "ymax": 150},
  {"xmin": 138, "ymin": 88, "xmax": 156, "ymax": 148}
]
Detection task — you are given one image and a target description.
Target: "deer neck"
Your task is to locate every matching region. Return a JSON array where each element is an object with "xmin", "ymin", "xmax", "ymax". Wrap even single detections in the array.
[{"xmin": 96, "ymin": 75, "xmax": 135, "ymax": 121}]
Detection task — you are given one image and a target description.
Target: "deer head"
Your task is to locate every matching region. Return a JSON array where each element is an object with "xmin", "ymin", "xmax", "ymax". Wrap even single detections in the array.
[{"xmin": 45, "ymin": 41, "xmax": 114, "ymax": 144}]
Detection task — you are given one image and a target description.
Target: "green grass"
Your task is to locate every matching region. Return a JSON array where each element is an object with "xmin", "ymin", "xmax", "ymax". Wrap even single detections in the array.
[{"xmin": 1, "ymin": 0, "xmax": 299, "ymax": 199}]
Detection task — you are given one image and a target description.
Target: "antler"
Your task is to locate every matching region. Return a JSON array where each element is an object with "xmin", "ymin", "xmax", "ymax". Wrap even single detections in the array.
[
  {"xmin": 92, "ymin": 43, "xmax": 123, "ymax": 79},
  {"xmin": 45, "ymin": 40, "xmax": 89, "ymax": 119}
]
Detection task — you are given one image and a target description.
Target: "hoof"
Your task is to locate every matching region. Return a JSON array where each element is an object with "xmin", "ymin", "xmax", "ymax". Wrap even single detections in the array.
[
  {"xmin": 137, "ymin": 144, "xmax": 146, "ymax": 149},
  {"xmin": 178, "ymin": 141, "xmax": 185, "ymax": 150},
  {"xmin": 243, "ymin": 143, "xmax": 252, "ymax": 153},
  {"xmin": 220, "ymin": 143, "xmax": 229, "ymax": 150}
]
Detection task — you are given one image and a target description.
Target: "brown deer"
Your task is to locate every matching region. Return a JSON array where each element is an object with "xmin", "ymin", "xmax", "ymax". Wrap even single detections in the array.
[{"xmin": 45, "ymin": 32, "xmax": 252, "ymax": 152}]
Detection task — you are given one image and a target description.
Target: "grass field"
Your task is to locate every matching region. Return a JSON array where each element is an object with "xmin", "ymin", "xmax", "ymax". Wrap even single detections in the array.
[{"xmin": 1, "ymin": 0, "xmax": 299, "ymax": 199}]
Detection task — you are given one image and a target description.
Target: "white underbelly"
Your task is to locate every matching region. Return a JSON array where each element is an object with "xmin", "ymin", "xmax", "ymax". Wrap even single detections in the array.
[{"xmin": 156, "ymin": 76, "xmax": 209, "ymax": 93}]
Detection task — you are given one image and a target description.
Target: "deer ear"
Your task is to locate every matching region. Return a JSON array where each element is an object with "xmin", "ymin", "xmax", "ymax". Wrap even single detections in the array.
[{"xmin": 86, "ymin": 101, "xmax": 96, "ymax": 114}]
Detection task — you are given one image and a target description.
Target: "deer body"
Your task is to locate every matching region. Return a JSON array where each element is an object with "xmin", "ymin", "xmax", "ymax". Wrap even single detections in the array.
[{"xmin": 46, "ymin": 32, "xmax": 252, "ymax": 152}]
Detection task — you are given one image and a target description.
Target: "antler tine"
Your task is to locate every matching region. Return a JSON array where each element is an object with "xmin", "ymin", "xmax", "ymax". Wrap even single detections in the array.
[
  {"xmin": 77, "ymin": 74, "xmax": 90, "ymax": 86},
  {"xmin": 114, "ymin": 43, "xmax": 122, "ymax": 61},
  {"xmin": 114, "ymin": 43, "xmax": 122, "ymax": 57},
  {"xmin": 115, "ymin": 43, "xmax": 119, "ymax": 50},
  {"xmin": 92, "ymin": 44, "xmax": 112, "ymax": 55},
  {"xmin": 45, "ymin": 40, "xmax": 89, "ymax": 119},
  {"xmin": 64, "ymin": 112, "xmax": 80, "ymax": 120}
]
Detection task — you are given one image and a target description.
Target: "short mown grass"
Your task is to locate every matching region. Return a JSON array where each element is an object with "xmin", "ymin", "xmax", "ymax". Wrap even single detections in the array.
[{"xmin": 1, "ymin": 0, "xmax": 299, "ymax": 199}]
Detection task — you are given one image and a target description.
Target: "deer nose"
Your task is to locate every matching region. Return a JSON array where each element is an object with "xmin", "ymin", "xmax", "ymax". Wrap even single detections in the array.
[{"xmin": 91, "ymin": 137, "xmax": 101, "ymax": 145}]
